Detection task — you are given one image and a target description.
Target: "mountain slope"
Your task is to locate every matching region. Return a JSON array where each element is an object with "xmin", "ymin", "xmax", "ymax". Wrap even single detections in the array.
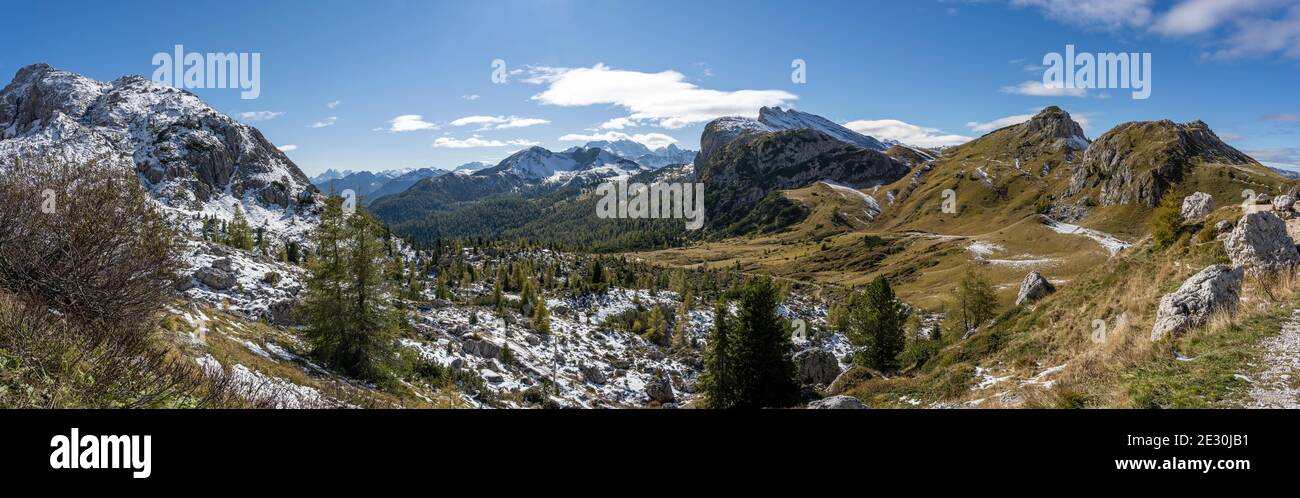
[{"xmin": 0, "ymin": 64, "xmax": 317, "ymax": 211}]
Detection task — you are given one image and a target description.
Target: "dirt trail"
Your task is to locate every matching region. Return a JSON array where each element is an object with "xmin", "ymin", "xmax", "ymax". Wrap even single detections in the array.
[{"xmin": 1245, "ymin": 309, "xmax": 1300, "ymax": 408}]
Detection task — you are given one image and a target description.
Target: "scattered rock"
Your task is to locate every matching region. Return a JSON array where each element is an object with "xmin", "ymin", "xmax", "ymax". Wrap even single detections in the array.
[
  {"xmin": 525, "ymin": 335, "xmax": 541, "ymax": 346},
  {"xmin": 1273, "ymin": 194, "xmax": 1296, "ymax": 212},
  {"xmin": 194, "ymin": 267, "xmax": 236, "ymax": 290},
  {"xmin": 1181, "ymin": 192, "xmax": 1214, "ymax": 220},
  {"xmin": 1151, "ymin": 265, "xmax": 1245, "ymax": 341},
  {"xmin": 1224, "ymin": 212, "xmax": 1300, "ymax": 275},
  {"xmin": 1015, "ymin": 271, "xmax": 1056, "ymax": 306},
  {"xmin": 269, "ymin": 299, "xmax": 300, "ymax": 326},
  {"xmin": 211, "ymin": 257, "xmax": 233, "ymax": 272},
  {"xmin": 1214, "ymin": 220, "xmax": 1234, "ymax": 233},
  {"xmin": 807, "ymin": 395, "xmax": 868, "ymax": 409},
  {"xmin": 793, "ymin": 349, "xmax": 841, "ymax": 385},
  {"xmin": 579, "ymin": 363, "xmax": 606, "ymax": 385},
  {"xmin": 1258, "ymin": 193, "xmax": 1272, "ymax": 204},
  {"xmin": 645, "ymin": 371, "xmax": 675, "ymax": 404},
  {"xmin": 463, "ymin": 339, "xmax": 502, "ymax": 359},
  {"xmin": 481, "ymin": 369, "xmax": 503, "ymax": 383},
  {"xmin": 174, "ymin": 276, "xmax": 196, "ymax": 292}
]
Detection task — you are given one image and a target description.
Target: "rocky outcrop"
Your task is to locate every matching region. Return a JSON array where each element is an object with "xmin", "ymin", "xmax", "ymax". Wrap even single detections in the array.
[
  {"xmin": 807, "ymin": 395, "xmax": 868, "ymax": 409},
  {"xmin": 645, "ymin": 371, "xmax": 675, "ymax": 404},
  {"xmin": 1215, "ymin": 220, "xmax": 1234, "ymax": 233},
  {"xmin": 1181, "ymin": 192, "xmax": 1214, "ymax": 220},
  {"xmin": 695, "ymin": 122, "xmax": 908, "ymax": 229},
  {"xmin": 793, "ymin": 349, "xmax": 841, "ymax": 386},
  {"xmin": 1067, "ymin": 120, "xmax": 1253, "ymax": 207},
  {"xmin": 1015, "ymin": 271, "xmax": 1055, "ymax": 306},
  {"xmin": 0, "ymin": 64, "xmax": 318, "ymax": 210},
  {"xmin": 1151, "ymin": 265, "xmax": 1245, "ymax": 341},
  {"xmin": 1224, "ymin": 212, "xmax": 1300, "ymax": 274},
  {"xmin": 194, "ymin": 267, "xmax": 236, "ymax": 290},
  {"xmin": 269, "ymin": 299, "xmax": 300, "ymax": 326},
  {"xmin": 463, "ymin": 339, "xmax": 502, "ymax": 359},
  {"xmin": 579, "ymin": 362, "xmax": 606, "ymax": 385}
]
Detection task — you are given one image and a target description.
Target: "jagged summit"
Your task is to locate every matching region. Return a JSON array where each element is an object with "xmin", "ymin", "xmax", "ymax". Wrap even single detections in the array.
[
  {"xmin": 0, "ymin": 63, "xmax": 317, "ymax": 211},
  {"xmin": 1021, "ymin": 106, "xmax": 1088, "ymax": 149},
  {"xmin": 757, "ymin": 106, "xmax": 889, "ymax": 151}
]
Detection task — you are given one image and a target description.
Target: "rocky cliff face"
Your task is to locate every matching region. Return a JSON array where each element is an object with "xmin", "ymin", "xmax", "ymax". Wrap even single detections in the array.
[
  {"xmin": 696, "ymin": 122, "xmax": 908, "ymax": 229},
  {"xmin": 1066, "ymin": 119, "xmax": 1254, "ymax": 207},
  {"xmin": 0, "ymin": 64, "xmax": 317, "ymax": 210}
]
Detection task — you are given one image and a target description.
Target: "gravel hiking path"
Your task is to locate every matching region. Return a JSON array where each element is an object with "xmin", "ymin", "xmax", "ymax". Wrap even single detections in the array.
[{"xmin": 1245, "ymin": 309, "xmax": 1300, "ymax": 408}]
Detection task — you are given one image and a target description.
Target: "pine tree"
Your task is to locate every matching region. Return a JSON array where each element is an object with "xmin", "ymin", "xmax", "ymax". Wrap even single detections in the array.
[
  {"xmin": 226, "ymin": 206, "xmax": 254, "ymax": 250},
  {"xmin": 532, "ymin": 297, "xmax": 551, "ymax": 335},
  {"xmin": 643, "ymin": 305, "xmax": 668, "ymax": 346},
  {"xmin": 729, "ymin": 277, "xmax": 800, "ymax": 408},
  {"xmin": 300, "ymin": 197, "xmax": 402, "ymax": 384},
  {"xmin": 698, "ymin": 298, "xmax": 735, "ymax": 408},
  {"xmin": 846, "ymin": 276, "xmax": 907, "ymax": 371},
  {"xmin": 671, "ymin": 291, "xmax": 692, "ymax": 350},
  {"xmin": 955, "ymin": 266, "xmax": 998, "ymax": 335}
]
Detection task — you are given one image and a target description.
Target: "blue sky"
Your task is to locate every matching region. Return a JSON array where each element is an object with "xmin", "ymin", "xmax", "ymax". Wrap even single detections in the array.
[{"xmin": 4, "ymin": 0, "xmax": 1299, "ymax": 175}]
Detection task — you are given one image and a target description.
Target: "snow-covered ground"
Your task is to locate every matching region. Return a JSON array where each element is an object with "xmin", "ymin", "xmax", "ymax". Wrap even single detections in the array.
[{"xmin": 1041, "ymin": 215, "xmax": 1131, "ymax": 256}]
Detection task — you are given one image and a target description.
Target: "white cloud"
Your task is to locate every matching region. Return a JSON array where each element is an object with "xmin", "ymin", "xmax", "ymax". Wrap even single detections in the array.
[
  {"xmin": 239, "ymin": 111, "xmax": 284, "ymax": 121},
  {"xmin": 1208, "ymin": 5, "xmax": 1300, "ymax": 59},
  {"xmin": 600, "ymin": 117, "xmax": 637, "ymax": 129},
  {"xmin": 1001, "ymin": 81, "xmax": 1088, "ymax": 97},
  {"xmin": 557, "ymin": 131, "xmax": 678, "ymax": 150},
  {"xmin": 1247, "ymin": 147, "xmax": 1300, "ymax": 167},
  {"xmin": 432, "ymin": 135, "xmax": 539, "ymax": 149},
  {"xmin": 387, "ymin": 114, "xmax": 437, "ymax": 132},
  {"xmin": 843, "ymin": 119, "xmax": 973, "ymax": 148},
  {"xmin": 1010, "ymin": 0, "xmax": 1154, "ymax": 30},
  {"xmin": 966, "ymin": 114, "xmax": 1036, "ymax": 133},
  {"xmin": 326, "ymin": 100, "xmax": 342, "ymax": 109},
  {"xmin": 309, "ymin": 117, "xmax": 338, "ymax": 128},
  {"xmin": 1155, "ymin": 0, "xmax": 1277, "ymax": 36},
  {"xmin": 449, "ymin": 115, "xmax": 550, "ymax": 130},
  {"xmin": 277, "ymin": 144, "xmax": 298, "ymax": 152},
  {"xmin": 462, "ymin": 94, "xmax": 481, "ymax": 101},
  {"xmin": 1262, "ymin": 113, "xmax": 1300, "ymax": 123},
  {"xmin": 525, "ymin": 64, "xmax": 797, "ymax": 129},
  {"xmin": 1010, "ymin": 0, "xmax": 1300, "ymax": 59}
]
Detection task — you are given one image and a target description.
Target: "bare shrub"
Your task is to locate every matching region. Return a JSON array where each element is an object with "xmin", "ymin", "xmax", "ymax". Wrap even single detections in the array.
[{"xmin": 0, "ymin": 155, "xmax": 182, "ymax": 340}]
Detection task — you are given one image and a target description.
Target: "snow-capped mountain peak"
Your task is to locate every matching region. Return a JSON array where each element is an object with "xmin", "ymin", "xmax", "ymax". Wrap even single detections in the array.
[
  {"xmin": 757, "ymin": 106, "xmax": 888, "ymax": 151},
  {"xmin": 0, "ymin": 63, "xmax": 318, "ymax": 212}
]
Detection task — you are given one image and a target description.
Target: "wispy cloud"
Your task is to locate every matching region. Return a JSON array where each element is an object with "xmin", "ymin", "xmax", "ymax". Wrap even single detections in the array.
[
  {"xmin": 1247, "ymin": 147, "xmax": 1300, "ymax": 167},
  {"xmin": 432, "ymin": 135, "xmax": 539, "ymax": 149},
  {"xmin": 1262, "ymin": 113, "xmax": 1300, "ymax": 123},
  {"xmin": 462, "ymin": 94, "xmax": 481, "ymax": 101},
  {"xmin": 1001, "ymin": 81, "xmax": 1087, "ymax": 97},
  {"xmin": 309, "ymin": 117, "xmax": 338, "ymax": 128},
  {"xmin": 1010, "ymin": 0, "xmax": 1154, "ymax": 30},
  {"xmin": 386, "ymin": 114, "xmax": 437, "ymax": 132},
  {"xmin": 326, "ymin": 100, "xmax": 342, "ymax": 109},
  {"xmin": 524, "ymin": 63, "xmax": 797, "ymax": 129},
  {"xmin": 966, "ymin": 109, "xmax": 1092, "ymax": 133},
  {"xmin": 843, "ymin": 119, "xmax": 973, "ymax": 148},
  {"xmin": 1010, "ymin": 0, "xmax": 1300, "ymax": 59},
  {"xmin": 557, "ymin": 131, "xmax": 678, "ymax": 150},
  {"xmin": 277, "ymin": 144, "xmax": 298, "ymax": 152},
  {"xmin": 965, "ymin": 114, "xmax": 1037, "ymax": 134},
  {"xmin": 239, "ymin": 111, "xmax": 284, "ymax": 121},
  {"xmin": 449, "ymin": 115, "xmax": 550, "ymax": 130}
]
